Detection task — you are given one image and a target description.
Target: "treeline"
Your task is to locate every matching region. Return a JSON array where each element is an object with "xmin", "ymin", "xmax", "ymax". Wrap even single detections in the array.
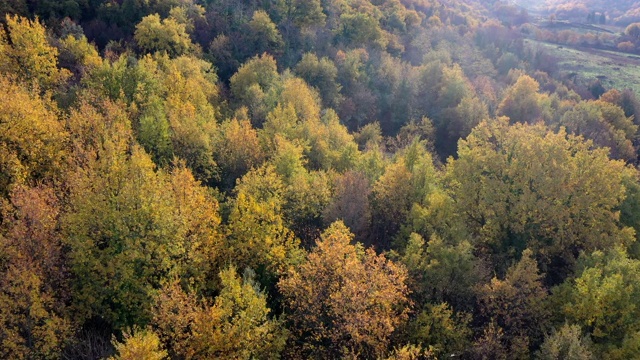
[
  {"xmin": 537, "ymin": 0, "xmax": 640, "ymax": 25},
  {"xmin": 2, "ymin": 0, "xmax": 640, "ymax": 359}
]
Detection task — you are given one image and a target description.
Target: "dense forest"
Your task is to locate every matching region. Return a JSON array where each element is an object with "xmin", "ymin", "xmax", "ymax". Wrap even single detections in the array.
[{"xmin": 2, "ymin": 0, "xmax": 640, "ymax": 359}]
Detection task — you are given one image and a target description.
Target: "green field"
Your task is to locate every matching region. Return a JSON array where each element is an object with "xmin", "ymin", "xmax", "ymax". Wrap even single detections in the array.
[{"xmin": 525, "ymin": 39, "xmax": 640, "ymax": 95}]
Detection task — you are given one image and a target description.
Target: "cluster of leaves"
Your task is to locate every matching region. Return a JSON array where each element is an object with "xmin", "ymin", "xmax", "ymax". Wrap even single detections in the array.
[{"xmin": 2, "ymin": 0, "xmax": 640, "ymax": 359}]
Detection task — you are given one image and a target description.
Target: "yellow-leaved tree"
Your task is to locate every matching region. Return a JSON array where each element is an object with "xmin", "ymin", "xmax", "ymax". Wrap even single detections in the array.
[
  {"xmin": 225, "ymin": 165, "xmax": 303, "ymax": 277},
  {"xmin": 63, "ymin": 100, "xmax": 222, "ymax": 329},
  {"xmin": 0, "ymin": 75, "xmax": 67, "ymax": 197},
  {"xmin": 153, "ymin": 266, "xmax": 288, "ymax": 359},
  {"xmin": 134, "ymin": 13, "xmax": 193, "ymax": 57},
  {"xmin": 0, "ymin": 15, "xmax": 69, "ymax": 90},
  {"xmin": 279, "ymin": 221, "xmax": 410, "ymax": 359},
  {"xmin": 109, "ymin": 327, "xmax": 167, "ymax": 360},
  {"xmin": 497, "ymin": 75, "xmax": 546, "ymax": 124}
]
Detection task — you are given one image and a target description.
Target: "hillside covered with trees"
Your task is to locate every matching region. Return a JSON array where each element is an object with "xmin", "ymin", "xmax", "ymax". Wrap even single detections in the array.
[
  {"xmin": 515, "ymin": 0, "xmax": 640, "ymax": 25},
  {"xmin": 2, "ymin": 0, "xmax": 640, "ymax": 359}
]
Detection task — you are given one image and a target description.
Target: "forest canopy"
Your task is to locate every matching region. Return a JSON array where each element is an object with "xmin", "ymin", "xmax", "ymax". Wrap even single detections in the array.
[{"xmin": 2, "ymin": 0, "xmax": 640, "ymax": 359}]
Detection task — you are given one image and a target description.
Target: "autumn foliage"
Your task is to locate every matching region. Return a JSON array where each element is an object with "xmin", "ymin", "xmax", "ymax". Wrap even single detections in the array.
[{"xmin": 2, "ymin": 0, "xmax": 640, "ymax": 358}]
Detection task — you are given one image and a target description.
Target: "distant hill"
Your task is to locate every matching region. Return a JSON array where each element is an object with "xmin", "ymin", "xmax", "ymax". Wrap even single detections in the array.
[{"xmin": 514, "ymin": 0, "xmax": 640, "ymax": 25}]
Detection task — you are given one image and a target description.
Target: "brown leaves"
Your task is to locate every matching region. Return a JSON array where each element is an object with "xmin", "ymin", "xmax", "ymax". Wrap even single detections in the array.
[
  {"xmin": 279, "ymin": 221, "xmax": 410, "ymax": 358},
  {"xmin": 0, "ymin": 185, "xmax": 71, "ymax": 359}
]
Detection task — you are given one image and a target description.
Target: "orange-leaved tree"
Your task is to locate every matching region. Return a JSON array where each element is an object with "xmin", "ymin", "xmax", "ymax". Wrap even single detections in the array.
[{"xmin": 279, "ymin": 221, "xmax": 410, "ymax": 359}]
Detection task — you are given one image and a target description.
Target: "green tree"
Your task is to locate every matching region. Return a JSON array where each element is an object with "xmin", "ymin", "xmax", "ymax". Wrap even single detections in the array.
[
  {"xmin": 124, "ymin": 54, "xmax": 220, "ymax": 182},
  {"xmin": 263, "ymin": 81, "xmax": 359, "ymax": 172},
  {"xmin": 82, "ymin": 54, "xmax": 140, "ymax": 103},
  {"xmin": 398, "ymin": 233, "xmax": 482, "ymax": 309},
  {"xmin": 337, "ymin": 12, "xmax": 385, "ymax": 48},
  {"xmin": 162, "ymin": 55, "xmax": 219, "ymax": 182},
  {"xmin": 619, "ymin": 170, "xmax": 640, "ymax": 256},
  {"xmin": 281, "ymin": 167, "xmax": 332, "ymax": 243},
  {"xmin": 63, "ymin": 101, "xmax": 222, "ymax": 328},
  {"xmin": 303, "ymin": 109, "xmax": 360, "ymax": 171},
  {"xmin": 266, "ymin": 137, "xmax": 332, "ymax": 244},
  {"xmin": 435, "ymin": 64, "xmax": 470, "ymax": 110},
  {"xmin": 279, "ymin": 76, "xmax": 321, "ymax": 123},
  {"xmin": 367, "ymin": 54, "xmax": 417, "ymax": 133},
  {"xmin": 63, "ymin": 141, "xmax": 171, "ymax": 327},
  {"xmin": 247, "ymin": 10, "xmax": 283, "ymax": 55},
  {"xmin": 558, "ymin": 248, "xmax": 640, "ymax": 358},
  {"xmin": 276, "ymin": 0, "xmax": 326, "ymax": 28},
  {"xmin": 371, "ymin": 160, "xmax": 415, "ymax": 245},
  {"xmin": 370, "ymin": 140, "xmax": 438, "ymax": 248},
  {"xmin": 407, "ymin": 302, "xmax": 472, "ymax": 358},
  {"xmin": 230, "ymin": 54, "xmax": 279, "ymax": 103},
  {"xmin": 414, "ymin": 54, "xmax": 449, "ymax": 121},
  {"xmin": 354, "ymin": 122, "xmax": 384, "ymax": 150},
  {"xmin": 558, "ymin": 100, "xmax": 637, "ymax": 162},
  {"xmin": 536, "ymin": 324, "xmax": 594, "ymax": 360},
  {"xmin": 476, "ymin": 249, "xmax": 550, "ymax": 358},
  {"xmin": 0, "ymin": 0, "xmax": 27, "ymax": 18},
  {"xmin": 447, "ymin": 118, "xmax": 634, "ymax": 278},
  {"xmin": 84, "ymin": 53, "xmax": 220, "ymax": 181},
  {"xmin": 136, "ymin": 98, "xmax": 173, "ymax": 166},
  {"xmin": 294, "ymin": 53, "xmax": 342, "ymax": 108},
  {"xmin": 439, "ymin": 94, "xmax": 488, "ymax": 157},
  {"xmin": 230, "ymin": 54, "xmax": 280, "ymax": 123},
  {"xmin": 269, "ymin": 135, "xmax": 307, "ymax": 181},
  {"xmin": 384, "ymin": 344, "xmax": 434, "ymax": 360},
  {"xmin": 401, "ymin": 183, "xmax": 469, "ymax": 251},
  {"xmin": 168, "ymin": 4, "xmax": 205, "ymax": 34},
  {"xmin": 417, "ymin": 62, "xmax": 477, "ymax": 158}
]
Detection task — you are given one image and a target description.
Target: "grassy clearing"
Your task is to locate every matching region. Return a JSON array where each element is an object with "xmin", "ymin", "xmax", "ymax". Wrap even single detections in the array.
[{"xmin": 525, "ymin": 39, "xmax": 640, "ymax": 95}]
